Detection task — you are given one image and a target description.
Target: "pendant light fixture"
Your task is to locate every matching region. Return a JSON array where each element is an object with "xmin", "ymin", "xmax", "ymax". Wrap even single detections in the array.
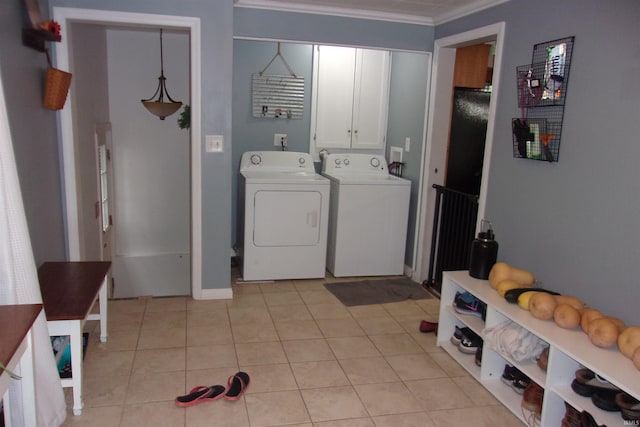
[{"xmin": 141, "ymin": 29, "xmax": 182, "ymax": 120}]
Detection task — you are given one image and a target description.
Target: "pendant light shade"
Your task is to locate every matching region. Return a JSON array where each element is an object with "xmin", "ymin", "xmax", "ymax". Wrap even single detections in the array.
[{"xmin": 141, "ymin": 29, "xmax": 182, "ymax": 120}]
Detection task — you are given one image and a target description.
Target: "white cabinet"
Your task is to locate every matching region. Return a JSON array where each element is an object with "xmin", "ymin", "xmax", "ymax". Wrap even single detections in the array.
[
  {"xmin": 439, "ymin": 271, "xmax": 640, "ymax": 426},
  {"xmin": 310, "ymin": 45, "xmax": 390, "ymax": 151}
]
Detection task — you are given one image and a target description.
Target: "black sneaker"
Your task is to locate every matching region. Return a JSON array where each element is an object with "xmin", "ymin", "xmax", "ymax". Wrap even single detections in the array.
[
  {"xmin": 453, "ymin": 291, "xmax": 476, "ymax": 305},
  {"xmin": 501, "ymin": 365, "xmax": 531, "ymax": 394},
  {"xmin": 450, "ymin": 326, "xmax": 472, "ymax": 345},
  {"xmin": 454, "ymin": 295, "xmax": 487, "ymax": 320},
  {"xmin": 458, "ymin": 331, "xmax": 482, "ymax": 354},
  {"xmin": 501, "ymin": 364, "xmax": 519, "ymax": 386},
  {"xmin": 511, "ymin": 372, "xmax": 532, "ymax": 395}
]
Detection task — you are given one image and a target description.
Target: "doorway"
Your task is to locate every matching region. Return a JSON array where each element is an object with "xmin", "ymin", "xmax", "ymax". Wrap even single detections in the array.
[
  {"xmin": 413, "ymin": 22, "xmax": 505, "ymax": 286},
  {"xmin": 446, "ymin": 87, "xmax": 490, "ymax": 195},
  {"xmin": 52, "ymin": 7, "xmax": 204, "ymax": 298}
]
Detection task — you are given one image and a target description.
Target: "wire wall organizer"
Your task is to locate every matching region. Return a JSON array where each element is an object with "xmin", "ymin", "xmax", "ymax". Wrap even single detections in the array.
[{"xmin": 513, "ymin": 36, "xmax": 574, "ymax": 162}]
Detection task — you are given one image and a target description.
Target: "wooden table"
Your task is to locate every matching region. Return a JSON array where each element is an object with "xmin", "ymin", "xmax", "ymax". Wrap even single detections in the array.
[
  {"xmin": 0, "ymin": 304, "xmax": 41, "ymax": 426},
  {"xmin": 38, "ymin": 261, "xmax": 111, "ymax": 416}
]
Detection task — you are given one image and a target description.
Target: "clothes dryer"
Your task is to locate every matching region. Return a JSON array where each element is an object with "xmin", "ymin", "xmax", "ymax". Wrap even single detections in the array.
[
  {"xmin": 321, "ymin": 153, "xmax": 410, "ymax": 277},
  {"xmin": 239, "ymin": 151, "xmax": 330, "ymax": 281}
]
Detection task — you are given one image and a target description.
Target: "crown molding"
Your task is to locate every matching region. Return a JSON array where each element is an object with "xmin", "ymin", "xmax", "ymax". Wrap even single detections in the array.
[
  {"xmin": 433, "ymin": 0, "xmax": 509, "ymax": 25},
  {"xmin": 234, "ymin": 0, "xmax": 434, "ymax": 25},
  {"xmin": 234, "ymin": 0, "xmax": 509, "ymax": 26}
]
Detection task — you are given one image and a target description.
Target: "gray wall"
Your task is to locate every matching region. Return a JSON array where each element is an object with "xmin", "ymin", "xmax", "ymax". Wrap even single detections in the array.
[
  {"xmin": 46, "ymin": 0, "xmax": 233, "ymax": 290},
  {"xmin": 232, "ymin": 10, "xmax": 436, "ymax": 268},
  {"xmin": 231, "ymin": 40, "xmax": 430, "ymax": 270},
  {"xmin": 69, "ymin": 23, "xmax": 110, "ymax": 261},
  {"xmin": 437, "ymin": 0, "xmax": 640, "ymax": 325},
  {"xmin": 386, "ymin": 52, "xmax": 430, "ymax": 266},
  {"xmin": 0, "ymin": 0, "xmax": 67, "ymax": 265},
  {"xmin": 232, "ymin": 40, "xmax": 313, "ymax": 248},
  {"xmin": 7, "ymin": 0, "xmax": 636, "ymax": 322}
]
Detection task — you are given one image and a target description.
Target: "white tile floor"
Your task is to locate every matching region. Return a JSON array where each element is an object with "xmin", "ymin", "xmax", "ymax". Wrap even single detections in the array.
[{"xmin": 61, "ymin": 272, "xmax": 522, "ymax": 426}]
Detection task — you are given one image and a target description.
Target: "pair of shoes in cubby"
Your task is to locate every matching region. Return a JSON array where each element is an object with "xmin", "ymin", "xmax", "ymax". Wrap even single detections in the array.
[
  {"xmin": 501, "ymin": 364, "xmax": 530, "ymax": 394},
  {"xmin": 521, "ymin": 381, "xmax": 544, "ymax": 423},
  {"xmin": 571, "ymin": 368, "xmax": 622, "ymax": 412},
  {"xmin": 562, "ymin": 402, "xmax": 605, "ymax": 427},
  {"xmin": 453, "ymin": 291, "xmax": 487, "ymax": 320},
  {"xmin": 450, "ymin": 325, "xmax": 483, "ymax": 355}
]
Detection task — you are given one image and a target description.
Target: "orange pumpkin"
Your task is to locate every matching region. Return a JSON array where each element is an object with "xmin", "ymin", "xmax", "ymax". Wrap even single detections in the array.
[
  {"xmin": 553, "ymin": 295, "xmax": 584, "ymax": 311},
  {"xmin": 618, "ymin": 326, "xmax": 640, "ymax": 358},
  {"xmin": 529, "ymin": 292, "xmax": 557, "ymax": 320},
  {"xmin": 588, "ymin": 318, "xmax": 621, "ymax": 348},
  {"xmin": 633, "ymin": 346, "xmax": 640, "ymax": 370},
  {"xmin": 605, "ymin": 316, "xmax": 626, "ymax": 333},
  {"xmin": 553, "ymin": 303, "xmax": 581, "ymax": 329},
  {"xmin": 580, "ymin": 308, "xmax": 604, "ymax": 333},
  {"xmin": 488, "ymin": 262, "xmax": 535, "ymax": 289}
]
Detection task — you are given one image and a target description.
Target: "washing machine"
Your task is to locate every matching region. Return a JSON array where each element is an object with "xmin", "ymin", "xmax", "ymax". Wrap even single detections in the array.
[
  {"xmin": 239, "ymin": 151, "xmax": 330, "ymax": 281},
  {"xmin": 321, "ymin": 153, "xmax": 411, "ymax": 277}
]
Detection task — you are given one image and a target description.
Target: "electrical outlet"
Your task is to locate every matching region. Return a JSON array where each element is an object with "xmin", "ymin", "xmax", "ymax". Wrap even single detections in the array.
[
  {"xmin": 274, "ymin": 133, "xmax": 288, "ymax": 147},
  {"xmin": 404, "ymin": 137, "xmax": 411, "ymax": 152}
]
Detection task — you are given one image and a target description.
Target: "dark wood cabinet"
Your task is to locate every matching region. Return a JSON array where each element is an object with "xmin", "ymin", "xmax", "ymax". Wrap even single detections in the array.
[{"xmin": 453, "ymin": 44, "xmax": 491, "ymax": 89}]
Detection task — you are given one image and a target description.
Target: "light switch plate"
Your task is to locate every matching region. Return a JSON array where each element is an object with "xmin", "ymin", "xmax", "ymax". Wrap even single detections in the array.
[{"xmin": 205, "ymin": 135, "xmax": 223, "ymax": 153}]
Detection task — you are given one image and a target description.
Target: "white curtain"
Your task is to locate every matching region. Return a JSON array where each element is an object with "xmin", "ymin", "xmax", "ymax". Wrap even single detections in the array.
[{"xmin": 0, "ymin": 69, "xmax": 67, "ymax": 424}]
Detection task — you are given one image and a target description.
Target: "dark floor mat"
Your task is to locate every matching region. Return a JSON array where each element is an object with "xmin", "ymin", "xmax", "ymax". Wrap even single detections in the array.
[{"xmin": 324, "ymin": 278, "xmax": 433, "ymax": 307}]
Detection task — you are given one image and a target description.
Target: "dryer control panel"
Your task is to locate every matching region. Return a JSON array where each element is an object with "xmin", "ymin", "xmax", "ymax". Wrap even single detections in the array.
[
  {"xmin": 321, "ymin": 153, "xmax": 389, "ymax": 174},
  {"xmin": 240, "ymin": 151, "xmax": 315, "ymax": 172}
]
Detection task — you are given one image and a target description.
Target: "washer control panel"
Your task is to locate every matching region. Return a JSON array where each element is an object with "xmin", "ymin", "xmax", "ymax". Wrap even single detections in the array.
[{"xmin": 322, "ymin": 153, "xmax": 388, "ymax": 174}]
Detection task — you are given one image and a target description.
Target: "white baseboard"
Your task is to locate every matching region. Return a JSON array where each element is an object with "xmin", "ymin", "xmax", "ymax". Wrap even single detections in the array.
[
  {"xmin": 198, "ymin": 287, "xmax": 233, "ymax": 300},
  {"xmin": 404, "ymin": 264, "xmax": 414, "ymax": 279}
]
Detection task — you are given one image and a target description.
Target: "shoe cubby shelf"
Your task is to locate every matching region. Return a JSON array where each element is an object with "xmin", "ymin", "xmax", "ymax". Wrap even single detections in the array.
[{"xmin": 438, "ymin": 271, "xmax": 640, "ymax": 426}]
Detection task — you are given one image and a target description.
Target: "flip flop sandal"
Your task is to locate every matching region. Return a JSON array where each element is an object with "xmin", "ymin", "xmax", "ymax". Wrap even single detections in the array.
[
  {"xmin": 224, "ymin": 371, "xmax": 250, "ymax": 401},
  {"xmin": 175, "ymin": 385, "xmax": 226, "ymax": 407},
  {"xmin": 419, "ymin": 320, "xmax": 438, "ymax": 333}
]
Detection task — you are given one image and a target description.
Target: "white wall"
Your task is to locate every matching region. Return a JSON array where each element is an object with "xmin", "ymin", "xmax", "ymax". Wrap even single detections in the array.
[{"xmin": 106, "ymin": 28, "xmax": 190, "ymax": 297}]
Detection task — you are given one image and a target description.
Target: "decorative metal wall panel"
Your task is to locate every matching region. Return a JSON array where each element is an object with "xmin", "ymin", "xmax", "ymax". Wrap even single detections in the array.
[{"xmin": 252, "ymin": 74, "xmax": 304, "ymax": 119}]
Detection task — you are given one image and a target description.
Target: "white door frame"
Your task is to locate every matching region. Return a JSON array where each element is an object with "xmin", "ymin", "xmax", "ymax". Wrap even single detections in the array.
[
  {"xmin": 412, "ymin": 22, "xmax": 505, "ymax": 282},
  {"xmin": 94, "ymin": 121, "xmax": 112, "ymax": 262},
  {"xmin": 52, "ymin": 7, "xmax": 203, "ymax": 298}
]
